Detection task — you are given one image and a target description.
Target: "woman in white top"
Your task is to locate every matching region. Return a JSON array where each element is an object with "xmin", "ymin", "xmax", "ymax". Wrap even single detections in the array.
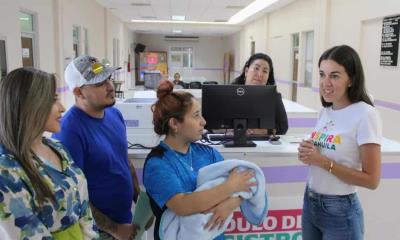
[{"xmin": 298, "ymin": 45, "xmax": 381, "ymax": 240}]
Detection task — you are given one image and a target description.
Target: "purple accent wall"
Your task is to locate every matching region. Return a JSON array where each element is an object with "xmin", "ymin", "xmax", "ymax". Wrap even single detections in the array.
[
  {"xmin": 374, "ymin": 99, "xmax": 400, "ymax": 111},
  {"xmin": 192, "ymin": 67, "xmax": 223, "ymax": 71},
  {"xmin": 288, "ymin": 118, "xmax": 317, "ymax": 128},
  {"xmin": 57, "ymin": 86, "xmax": 69, "ymax": 93},
  {"xmin": 276, "ymin": 79, "xmax": 400, "ymax": 112}
]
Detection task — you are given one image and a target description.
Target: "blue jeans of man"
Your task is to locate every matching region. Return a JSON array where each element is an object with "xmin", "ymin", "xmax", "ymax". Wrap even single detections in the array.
[{"xmin": 302, "ymin": 187, "xmax": 364, "ymax": 240}]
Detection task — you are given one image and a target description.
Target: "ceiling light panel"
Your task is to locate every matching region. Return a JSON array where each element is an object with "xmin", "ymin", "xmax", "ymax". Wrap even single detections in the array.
[{"xmin": 130, "ymin": 2, "xmax": 151, "ymax": 7}]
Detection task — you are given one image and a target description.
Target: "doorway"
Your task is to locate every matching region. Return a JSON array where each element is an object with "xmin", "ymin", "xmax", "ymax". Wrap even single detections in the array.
[
  {"xmin": 0, "ymin": 38, "xmax": 7, "ymax": 79},
  {"xmin": 21, "ymin": 36, "xmax": 34, "ymax": 67},
  {"xmin": 20, "ymin": 11, "xmax": 37, "ymax": 67},
  {"xmin": 291, "ymin": 33, "xmax": 299, "ymax": 102}
]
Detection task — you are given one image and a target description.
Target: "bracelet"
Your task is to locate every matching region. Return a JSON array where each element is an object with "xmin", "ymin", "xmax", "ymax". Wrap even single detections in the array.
[{"xmin": 328, "ymin": 161, "xmax": 334, "ymax": 173}]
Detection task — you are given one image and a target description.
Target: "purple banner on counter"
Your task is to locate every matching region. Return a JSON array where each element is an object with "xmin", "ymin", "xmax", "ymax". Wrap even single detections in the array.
[{"xmin": 288, "ymin": 118, "xmax": 317, "ymax": 128}]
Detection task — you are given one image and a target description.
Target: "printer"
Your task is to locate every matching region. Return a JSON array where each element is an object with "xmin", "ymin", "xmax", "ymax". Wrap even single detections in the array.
[{"xmin": 115, "ymin": 98, "xmax": 162, "ymax": 148}]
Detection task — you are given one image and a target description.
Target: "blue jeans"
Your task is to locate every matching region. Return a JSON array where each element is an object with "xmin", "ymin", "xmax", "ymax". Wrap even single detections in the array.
[{"xmin": 302, "ymin": 187, "xmax": 364, "ymax": 240}]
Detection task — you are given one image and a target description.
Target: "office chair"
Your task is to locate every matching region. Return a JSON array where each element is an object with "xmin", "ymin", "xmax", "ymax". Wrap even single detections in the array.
[
  {"xmin": 189, "ymin": 81, "xmax": 202, "ymax": 89},
  {"xmin": 203, "ymin": 81, "xmax": 218, "ymax": 85},
  {"xmin": 113, "ymin": 81, "xmax": 124, "ymax": 98}
]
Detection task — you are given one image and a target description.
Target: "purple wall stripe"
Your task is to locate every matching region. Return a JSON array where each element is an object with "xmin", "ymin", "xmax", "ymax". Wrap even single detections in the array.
[
  {"xmin": 276, "ymin": 79, "xmax": 293, "ymax": 85},
  {"xmin": 263, "ymin": 165, "xmax": 309, "ymax": 183},
  {"xmin": 134, "ymin": 162, "xmax": 400, "ymax": 185},
  {"xmin": 277, "ymin": 79, "xmax": 400, "ymax": 112},
  {"xmin": 311, "ymin": 87, "xmax": 319, "ymax": 93},
  {"xmin": 288, "ymin": 118, "xmax": 317, "ymax": 128},
  {"xmin": 57, "ymin": 86, "xmax": 69, "ymax": 93},
  {"xmin": 192, "ymin": 67, "xmax": 224, "ymax": 71},
  {"xmin": 374, "ymin": 99, "xmax": 400, "ymax": 112},
  {"xmin": 381, "ymin": 162, "xmax": 400, "ymax": 179}
]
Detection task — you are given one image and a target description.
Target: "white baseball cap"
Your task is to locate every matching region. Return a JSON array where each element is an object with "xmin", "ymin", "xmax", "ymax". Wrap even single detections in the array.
[{"xmin": 65, "ymin": 55, "xmax": 118, "ymax": 91}]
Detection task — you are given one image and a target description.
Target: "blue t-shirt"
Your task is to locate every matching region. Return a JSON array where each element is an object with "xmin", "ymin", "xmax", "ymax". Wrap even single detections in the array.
[
  {"xmin": 53, "ymin": 106, "xmax": 134, "ymax": 224},
  {"xmin": 143, "ymin": 141, "xmax": 224, "ymax": 240}
]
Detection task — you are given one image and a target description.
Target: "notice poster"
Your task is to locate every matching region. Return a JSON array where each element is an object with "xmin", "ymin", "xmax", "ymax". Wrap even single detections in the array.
[{"xmin": 380, "ymin": 15, "xmax": 400, "ymax": 66}]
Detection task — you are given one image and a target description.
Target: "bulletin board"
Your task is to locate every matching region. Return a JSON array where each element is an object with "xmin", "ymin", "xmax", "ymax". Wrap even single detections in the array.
[{"xmin": 139, "ymin": 51, "xmax": 168, "ymax": 82}]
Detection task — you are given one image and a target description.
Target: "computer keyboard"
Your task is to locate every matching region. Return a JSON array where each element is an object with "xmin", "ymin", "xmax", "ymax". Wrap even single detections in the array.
[{"xmin": 208, "ymin": 134, "xmax": 272, "ymax": 141}]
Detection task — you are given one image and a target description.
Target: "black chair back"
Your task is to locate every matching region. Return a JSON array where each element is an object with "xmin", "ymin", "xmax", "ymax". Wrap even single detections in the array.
[
  {"xmin": 203, "ymin": 81, "xmax": 218, "ymax": 85},
  {"xmin": 189, "ymin": 81, "xmax": 202, "ymax": 89}
]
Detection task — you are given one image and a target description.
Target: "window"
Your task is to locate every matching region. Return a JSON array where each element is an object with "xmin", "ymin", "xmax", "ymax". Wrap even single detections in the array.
[
  {"xmin": 304, "ymin": 31, "xmax": 314, "ymax": 87},
  {"xmin": 0, "ymin": 37, "xmax": 7, "ymax": 80},
  {"xmin": 73, "ymin": 25, "xmax": 81, "ymax": 58},
  {"xmin": 113, "ymin": 38, "xmax": 120, "ymax": 67},
  {"xmin": 83, "ymin": 27, "xmax": 89, "ymax": 55},
  {"xmin": 20, "ymin": 11, "xmax": 37, "ymax": 67},
  {"xmin": 169, "ymin": 47, "xmax": 193, "ymax": 69},
  {"xmin": 112, "ymin": 38, "xmax": 120, "ymax": 81},
  {"xmin": 20, "ymin": 12, "xmax": 34, "ymax": 32},
  {"xmin": 291, "ymin": 33, "xmax": 300, "ymax": 102}
]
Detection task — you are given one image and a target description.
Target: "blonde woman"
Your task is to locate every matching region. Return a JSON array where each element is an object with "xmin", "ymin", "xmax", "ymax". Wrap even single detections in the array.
[{"xmin": 0, "ymin": 68, "xmax": 98, "ymax": 239}]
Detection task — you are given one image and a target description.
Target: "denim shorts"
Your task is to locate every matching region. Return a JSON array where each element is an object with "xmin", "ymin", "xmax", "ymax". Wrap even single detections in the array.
[{"xmin": 302, "ymin": 187, "xmax": 364, "ymax": 240}]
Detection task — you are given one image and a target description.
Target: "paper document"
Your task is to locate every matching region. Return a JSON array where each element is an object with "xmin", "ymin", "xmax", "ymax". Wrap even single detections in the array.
[{"xmin": 133, "ymin": 191, "xmax": 154, "ymax": 240}]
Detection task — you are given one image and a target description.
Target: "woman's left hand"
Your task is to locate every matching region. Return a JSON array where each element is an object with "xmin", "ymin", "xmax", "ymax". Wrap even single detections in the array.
[
  {"xmin": 298, "ymin": 139, "xmax": 323, "ymax": 167},
  {"xmin": 203, "ymin": 197, "xmax": 241, "ymax": 231}
]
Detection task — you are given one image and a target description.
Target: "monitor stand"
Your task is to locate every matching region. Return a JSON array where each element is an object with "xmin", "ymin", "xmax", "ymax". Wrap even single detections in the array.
[{"xmin": 224, "ymin": 119, "xmax": 256, "ymax": 147}]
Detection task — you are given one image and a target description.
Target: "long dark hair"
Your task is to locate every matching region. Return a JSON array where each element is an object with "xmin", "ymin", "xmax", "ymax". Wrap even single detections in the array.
[
  {"xmin": 318, "ymin": 45, "xmax": 373, "ymax": 107},
  {"xmin": 0, "ymin": 67, "xmax": 57, "ymax": 206},
  {"xmin": 233, "ymin": 53, "xmax": 275, "ymax": 85}
]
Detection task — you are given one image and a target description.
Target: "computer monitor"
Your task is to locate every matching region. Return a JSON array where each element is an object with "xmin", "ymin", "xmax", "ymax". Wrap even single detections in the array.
[
  {"xmin": 202, "ymin": 84, "xmax": 277, "ymax": 147},
  {"xmin": 143, "ymin": 71, "xmax": 162, "ymax": 89}
]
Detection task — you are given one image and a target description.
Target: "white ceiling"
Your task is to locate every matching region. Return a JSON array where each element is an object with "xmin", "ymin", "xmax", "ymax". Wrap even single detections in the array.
[{"xmin": 95, "ymin": 0, "xmax": 295, "ymax": 36}]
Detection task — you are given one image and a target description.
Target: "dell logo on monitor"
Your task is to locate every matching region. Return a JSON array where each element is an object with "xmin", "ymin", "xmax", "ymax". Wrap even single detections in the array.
[{"xmin": 236, "ymin": 87, "xmax": 245, "ymax": 96}]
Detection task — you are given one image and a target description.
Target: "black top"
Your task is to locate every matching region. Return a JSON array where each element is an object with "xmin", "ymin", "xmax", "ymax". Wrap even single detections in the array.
[
  {"xmin": 143, "ymin": 146, "xmax": 167, "ymax": 240},
  {"xmin": 270, "ymin": 92, "xmax": 288, "ymax": 135}
]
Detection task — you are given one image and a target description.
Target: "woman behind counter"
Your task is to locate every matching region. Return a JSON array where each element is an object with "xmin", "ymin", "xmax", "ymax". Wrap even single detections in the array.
[{"xmin": 233, "ymin": 53, "xmax": 288, "ymax": 135}]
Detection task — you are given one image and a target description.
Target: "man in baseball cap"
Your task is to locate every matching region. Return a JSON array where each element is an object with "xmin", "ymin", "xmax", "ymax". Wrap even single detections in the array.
[{"xmin": 53, "ymin": 55, "xmax": 141, "ymax": 239}]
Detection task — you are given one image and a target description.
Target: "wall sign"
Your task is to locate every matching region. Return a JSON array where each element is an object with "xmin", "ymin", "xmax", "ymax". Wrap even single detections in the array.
[
  {"xmin": 225, "ymin": 209, "xmax": 302, "ymax": 240},
  {"xmin": 380, "ymin": 15, "xmax": 400, "ymax": 66}
]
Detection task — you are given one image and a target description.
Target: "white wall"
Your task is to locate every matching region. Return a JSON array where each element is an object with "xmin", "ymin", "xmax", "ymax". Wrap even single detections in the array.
[
  {"xmin": 137, "ymin": 34, "xmax": 226, "ymax": 83},
  {"xmin": 227, "ymin": 16, "xmax": 270, "ymax": 82},
  {"xmin": 105, "ymin": 11, "xmax": 136, "ymax": 91},
  {"xmin": 234, "ymin": 0, "xmax": 400, "ymax": 141},
  {"xmin": 0, "ymin": 0, "xmax": 137, "ymax": 107},
  {"xmin": 0, "ymin": 0, "xmax": 55, "ymax": 72},
  {"xmin": 328, "ymin": 0, "xmax": 400, "ymax": 141},
  {"xmin": 56, "ymin": 0, "xmax": 132, "ymax": 107},
  {"xmin": 222, "ymin": 33, "xmax": 241, "ymax": 82},
  {"xmin": 267, "ymin": 0, "xmax": 320, "ymax": 107}
]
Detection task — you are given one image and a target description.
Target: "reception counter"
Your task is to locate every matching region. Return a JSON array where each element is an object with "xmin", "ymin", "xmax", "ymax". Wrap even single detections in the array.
[{"xmin": 129, "ymin": 135, "xmax": 400, "ymax": 239}]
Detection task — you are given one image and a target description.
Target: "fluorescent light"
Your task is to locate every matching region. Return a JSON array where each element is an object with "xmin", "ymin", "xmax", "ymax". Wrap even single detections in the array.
[
  {"xmin": 172, "ymin": 29, "xmax": 182, "ymax": 33},
  {"xmin": 130, "ymin": 19, "xmax": 232, "ymax": 25},
  {"xmin": 130, "ymin": 3, "xmax": 151, "ymax": 7},
  {"xmin": 171, "ymin": 15, "xmax": 185, "ymax": 21},
  {"xmin": 228, "ymin": 0, "xmax": 278, "ymax": 24}
]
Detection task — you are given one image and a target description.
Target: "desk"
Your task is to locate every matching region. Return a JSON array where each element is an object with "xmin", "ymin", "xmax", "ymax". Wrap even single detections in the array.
[
  {"xmin": 128, "ymin": 90, "xmax": 318, "ymax": 135},
  {"xmin": 129, "ymin": 135, "xmax": 400, "ymax": 239}
]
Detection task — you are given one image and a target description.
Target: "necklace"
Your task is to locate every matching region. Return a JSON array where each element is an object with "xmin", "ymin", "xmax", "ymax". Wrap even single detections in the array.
[
  {"xmin": 163, "ymin": 141, "xmax": 194, "ymax": 171},
  {"xmin": 175, "ymin": 147, "xmax": 193, "ymax": 171}
]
